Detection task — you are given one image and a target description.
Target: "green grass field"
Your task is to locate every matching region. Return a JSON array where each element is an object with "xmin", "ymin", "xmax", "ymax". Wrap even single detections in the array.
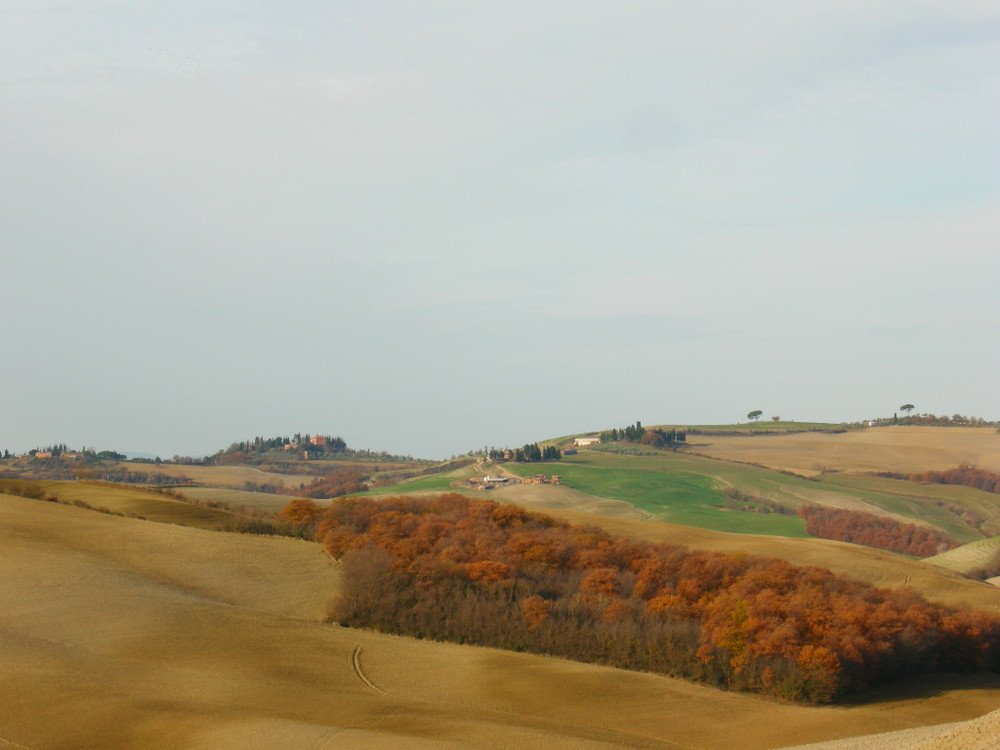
[
  {"xmin": 504, "ymin": 459, "xmax": 810, "ymax": 537},
  {"xmin": 587, "ymin": 451, "xmax": 995, "ymax": 542},
  {"xmin": 364, "ymin": 464, "xmax": 477, "ymax": 495},
  {"xmin": 495, "ymin": 446, "xmax": 1000, "ymax": 543}
]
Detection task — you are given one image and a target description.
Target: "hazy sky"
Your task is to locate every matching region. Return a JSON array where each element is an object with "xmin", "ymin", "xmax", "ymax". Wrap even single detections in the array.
[{"xmin": 2, "ymin": 2, "xmax": 998, "ymax": 459}]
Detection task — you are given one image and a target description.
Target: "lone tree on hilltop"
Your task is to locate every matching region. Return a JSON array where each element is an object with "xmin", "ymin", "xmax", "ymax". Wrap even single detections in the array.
[
  {"xmin": 747, "ymin": 410, "xmax": 763, "ymax": 422},
  {"xmin": 900, "ymin": 404, "xmax": 915, "ymax": 417}
]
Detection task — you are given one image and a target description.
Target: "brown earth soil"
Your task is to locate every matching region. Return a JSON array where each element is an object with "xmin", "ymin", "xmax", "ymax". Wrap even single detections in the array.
[
  {"xmin": 5, "ymin": 493, "xmax": 1000, "ymax": 750},
  {"xmin": 688, "ymin": 426, "xmax": 1000, "ymax": 476}
]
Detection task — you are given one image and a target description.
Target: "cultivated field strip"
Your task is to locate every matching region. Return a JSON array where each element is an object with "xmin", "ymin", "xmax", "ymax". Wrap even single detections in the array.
[
  {"xmin": 924, "ymin": 536, "xmax": 1000, "ymax": 573},
  {"xmin": 113, "ymin": 462, "xmax": 321, "ymax": 489},
  {"xmin": 690, "ymin": 426, "xmax": 1000, "ymax": 476}
]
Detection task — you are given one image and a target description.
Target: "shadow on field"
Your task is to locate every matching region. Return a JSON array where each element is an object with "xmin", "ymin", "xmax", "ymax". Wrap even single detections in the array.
[{"xmin": 836, "ymin": 672, "xmax": 1000, "ymax": 708}]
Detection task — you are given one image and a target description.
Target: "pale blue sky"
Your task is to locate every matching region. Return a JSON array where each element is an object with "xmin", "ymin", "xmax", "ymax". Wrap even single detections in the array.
[{"xmin": 2, "ymin": 2, "xmax": 998, "ymax": 458}]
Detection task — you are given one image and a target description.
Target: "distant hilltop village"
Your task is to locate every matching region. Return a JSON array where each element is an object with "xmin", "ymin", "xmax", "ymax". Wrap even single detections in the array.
[{"xmin": 1, "ymin": 445, "xmax": 125, "ymax": 461}]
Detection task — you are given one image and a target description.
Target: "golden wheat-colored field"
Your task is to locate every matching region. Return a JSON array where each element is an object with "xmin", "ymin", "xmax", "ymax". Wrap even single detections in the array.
[
  {"xmin": 5, "ymin": 491, "xmax": 1000, "ymax": 750},
  {"xmin": 924, "ymin": 536, "xmax": 1000, "ymax": 575},
  {"xmin": 119, "ymin": 462, "xmax": 320, "ymax": 489},
  {"xmin": 688, "ymin": 426, "xmax": 1000, "ymax": 476},
  {"xmin": 494, "ymin": 482, "xmax": 653, "ymax": 520},
  {"xmin": 0, "ymin": 479, "xmax": 236, "ymax": 529},
  {"xmin": 178, "ymin": 485, "xmax": 307, "ymax": 513}
]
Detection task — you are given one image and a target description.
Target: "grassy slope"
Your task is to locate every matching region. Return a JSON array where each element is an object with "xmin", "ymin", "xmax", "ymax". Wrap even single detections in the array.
[
  {"xmin": 818, "ymin": 473, "xmax": 999, "ymax": 541},
  {"xmin": 364, "ymin": 464, "xmax": 477, "ymax": 495},
  {"xmin": 542, "ymin": 447, "xmax": 994, "ymax": 543},
  {"xmin": 5, "ymin": 493, "xmax": 1000, "ymax": 750},
  {"xmin": 504, "ymin": 457, "xmax": 809, "ymax": 536},
  {"xmin": 500, "ymin": 449, "xmax": 991, "ymax": 541},
  {"xmin": 0, "ymin": 479, "xmax": 235, "ymax": 529}
]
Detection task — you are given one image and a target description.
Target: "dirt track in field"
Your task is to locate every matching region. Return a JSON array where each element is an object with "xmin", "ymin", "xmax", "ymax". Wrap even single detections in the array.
[{"xmin": 688, "ymin": 426, "xmax": 1000, "ymax": 476}]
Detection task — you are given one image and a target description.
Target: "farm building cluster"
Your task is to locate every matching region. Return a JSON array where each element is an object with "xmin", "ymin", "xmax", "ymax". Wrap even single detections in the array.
[{"xmin": 466, "ymin": 474, "xmax": 562, "ymax": 491}]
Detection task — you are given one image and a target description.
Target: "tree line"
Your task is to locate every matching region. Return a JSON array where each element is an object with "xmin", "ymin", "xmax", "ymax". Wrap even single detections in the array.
[
  {"xmin": 910, "ymin": 465, "xmax": 1000, "ymax": 495},
  {"xmin": 798, "ymin": 506, "xmax": 959, "ymax": 557},
  {"xmin": 487, "ymin": 443, "xmax": 562, "ymax": 462},
  {"xmin": 280, "ymin": 493, "xmax": 1000, "ymax": 704},
  {"xmin": 286, "ymin": 466, "xmax": 368, "ymax": 499},
  {"xmin": 70, "ymin": 466, "xmax": 191, "ymax": 485},
  {"xmin": 600, "ymin": 421, "xmax": 686, "ymax": 447},
  {"xmin": 216, "ymin": 433, "xmax": 348, "ymax": 460},
  {"xmin": 867, "ymin": 414, "xmax": 999, "ymax": 428}
]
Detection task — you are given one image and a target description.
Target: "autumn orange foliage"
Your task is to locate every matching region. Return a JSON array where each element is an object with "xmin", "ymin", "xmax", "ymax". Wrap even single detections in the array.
[
  {"xmin": 298, "ymin": 493, "xmax": 1000, "ymax": 704},
  {"xmin": 911, "ymin": 464, "xmax": 1000, "ymax": 494},
  {"xmin": 798, "ymin": 506, "xmax": 958, "ymax": 557},
  {"xmin": 277, "ymin": 498, "xmax": 323, "ymax": 532},
  {"xmin": 286, "ymin": 467, "xmax": 366, "ymax": 499}
]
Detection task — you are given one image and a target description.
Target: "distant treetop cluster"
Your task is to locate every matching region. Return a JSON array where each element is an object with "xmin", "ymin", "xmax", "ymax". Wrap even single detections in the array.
[
  {"xmin": 869, "ymin": 413, "xmax": 999, "ymax": 428},
  {"xmin": 211, "ymin": 433, "xmax": 418, "ymax": 464},
  {"xmin": 218, "ymin": 433, "xmax": 348, "ymax": 459},
  {"xmin": 599, "ymin": 421, "xmax": 686, "ymax": 447},
  {"xmin": 1, "ymin": 445, "xmax": 125, "ymax": 461},
  {"xmin": 487, "ymin": 443, "xmax": 561, "ymax": 463}
]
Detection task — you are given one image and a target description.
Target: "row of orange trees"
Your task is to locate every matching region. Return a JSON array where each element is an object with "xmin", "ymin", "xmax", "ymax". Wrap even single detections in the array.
[
  {"xmin": 911, "ymin": 464, "xmax": 1000, "ymax": 494},
  {"xmin": 797, "ymin": 506, "xmax": 958, "ymax": 557},
  {"xmin": 281, "ymin": 494, "xmax": 1000, "ymax": 704}
]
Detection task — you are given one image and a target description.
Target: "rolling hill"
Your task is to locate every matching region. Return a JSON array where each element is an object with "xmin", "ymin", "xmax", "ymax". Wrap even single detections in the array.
[
  {"xmin": 5, "ymin": 423, "xmax": 1000, "ymax": 748},
  {"xmin": 372, "ymin": 426, "xmax": 1000, "ymax": 547},
  {"xmin": 5, "ymin": 491, "xmax": 1000, "ymax": 750}
]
